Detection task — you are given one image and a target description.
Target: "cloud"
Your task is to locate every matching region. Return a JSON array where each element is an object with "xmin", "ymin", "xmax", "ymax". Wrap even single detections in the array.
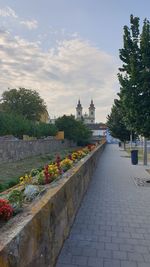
[
  {"xmin": 0, "ymin": 6, "xmax": 18, "ymax": 18},
  {"xmin": 0, "ymin": 30, "xmax": 118, "ymax": 122},
  {"xmin": 20, "ymin": 19, "xmax": 38, "ymax": 30},
  {"xmin": 0, "ymin": 6, "xmax": 38, "ymax": 31}
]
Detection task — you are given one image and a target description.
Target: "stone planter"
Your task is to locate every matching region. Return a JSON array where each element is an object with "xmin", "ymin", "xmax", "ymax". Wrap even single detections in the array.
[{"xmin": 0, "ymin": 143, "xmax": 106, "ymax": 267}]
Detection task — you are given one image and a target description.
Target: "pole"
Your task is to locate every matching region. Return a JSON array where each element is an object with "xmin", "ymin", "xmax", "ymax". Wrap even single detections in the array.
[
  {"xmin": 130, "ymin": 130, "xmax": 132, "ymax": 150},
  {"xmin": 143, "ymin": 137, "xmax": 147, "ymax": 165}
]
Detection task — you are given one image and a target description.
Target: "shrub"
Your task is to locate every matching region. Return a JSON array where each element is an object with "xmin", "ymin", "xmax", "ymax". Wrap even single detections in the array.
[
  {"xmin": 30, "ymin": 169, "xmax": 39, "ymax": 177},
  {"xmin": 8, "ymin": 190, "xmax": 23, "ymax": 207},
  {"xmin": 37, "ymin": 171, "xmax": 45, "ymax": 185}
]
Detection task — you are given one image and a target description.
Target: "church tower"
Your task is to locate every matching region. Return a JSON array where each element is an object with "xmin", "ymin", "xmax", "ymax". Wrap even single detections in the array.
[
  {"xmin": 89, "ymin": 100, "xmax": 95, "ymax": 123},
  {"xmin": 76, "ymin": 99, "xmax": 83, "ymax": 120}
]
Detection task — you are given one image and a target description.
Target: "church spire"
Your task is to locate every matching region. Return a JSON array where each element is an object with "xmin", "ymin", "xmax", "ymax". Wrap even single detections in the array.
[
  {"xmin": 76, "ymin": 99, "xmax": 83, "ymax": 120},
  {"xmin": 89, "ymin": 99, "xmax": 95, "ymax": 123},
  {"xmin": 77, "ymin": 99, "xmax": 82, "ymax": 109},
  {"xmin": 89, "ymin": 99, "xmax": 95, "ymax": 109}
]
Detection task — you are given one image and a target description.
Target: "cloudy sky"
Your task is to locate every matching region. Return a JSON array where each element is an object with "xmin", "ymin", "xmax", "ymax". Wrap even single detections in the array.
[{"xmin": 0, "ymin": 0, "xmax": 150, "ymax": 122}]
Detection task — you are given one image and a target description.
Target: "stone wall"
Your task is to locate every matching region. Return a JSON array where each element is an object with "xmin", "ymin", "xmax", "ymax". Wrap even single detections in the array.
[
  {"xmin": 0, "ymin": 139, "xmax": 75, "ymax": 163},
  {"xmin": 0, "ymin": 143, "xmax": 106, "ymax": 267}
]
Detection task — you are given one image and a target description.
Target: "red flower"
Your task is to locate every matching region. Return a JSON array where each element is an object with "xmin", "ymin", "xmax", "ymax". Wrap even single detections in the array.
[
  {"xmin": 68, "ymin": 154, "xmax": 72, "ymax": 160},
  {"xmin": 0, "ymin": 198, "xmax": 13, "ymax": 221},
  {"xmin": 56, "ymin": 155, "xmax": 61, "ymax": 168},
  {"xmin": 44, "ymin": 165, "xmax": 51, "ymax": 184}
]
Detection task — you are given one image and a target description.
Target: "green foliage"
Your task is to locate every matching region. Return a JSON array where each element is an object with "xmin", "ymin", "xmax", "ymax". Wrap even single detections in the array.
[
  {"xmin": 0, "ymin": 111, "xmax": 57, "ymax": 138},
  {"xmin": 107, "ymin": 99, "xmax": 130, "ymax": 142},
  {"xmin": 37, "ymin": 172, "xmax": 45, "ymax": 185},
  {"xmin": 118, "ymin": 15, "xmax": 150, "ymax": 137},
  {"xmin": 8, "ymin": 190, "xmax": 23, "ymax": 206},
  {"xmin": 7, "ymin": 179, "xmax": 19, "ymax": 188},
  {"xmin": 34, "ymin": 122, "xmax": 58, "ymax": 138},
  {"xmin": 30, "ymin": 169, "xmax": 40, "ymax": 177},
  {"xmin": 1, "ymin": 88, "xmax": 47, "ymax": 121},
  {"xmin": 0, "ymin": 177, "xmax": 19, "ymax": 193},
  {"xmin": 0, "ymin": 184, "xmax": 4, "ymax": 193},
  {"xmin": 0, "ymin": 111, "xmax": 30, "ymax": 137},
  {"xmin": 55, "ymin": 115, "xmax": 92, "ymax": 145}
]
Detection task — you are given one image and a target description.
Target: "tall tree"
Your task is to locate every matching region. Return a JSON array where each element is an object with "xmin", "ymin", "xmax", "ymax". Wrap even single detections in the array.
[
  {"xmin": 107, "ymin": 99, "xmax": 130, "ymax": 148},
  {"xmin": 118, "ymin": 15, "xmax": 150, "ymax": 164},
  {"xmin": 118, "ymin": 15, "xmax": 141, "ymax": 131},
  {"xmin": 1, "ymin": 88, "xmax": 47, "ymax": 121}
]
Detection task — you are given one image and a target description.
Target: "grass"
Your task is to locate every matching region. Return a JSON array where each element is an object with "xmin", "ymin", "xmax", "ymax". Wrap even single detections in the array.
[{"xmin": 0, "ymin": 147, "xmax": 78, "ymax": 193}]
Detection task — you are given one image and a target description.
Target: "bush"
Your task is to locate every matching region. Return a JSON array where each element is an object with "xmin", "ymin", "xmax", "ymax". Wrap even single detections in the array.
[
  {"xmin": 55, "ymin": 115, "xmax": 91, "ymax": 145},
  {"xmin": 0, "ymin": 111, "xmax": 58, "ymax": 138}
]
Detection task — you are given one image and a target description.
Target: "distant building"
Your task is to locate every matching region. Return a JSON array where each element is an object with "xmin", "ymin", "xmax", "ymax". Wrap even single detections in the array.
[
  {"xmin": 75, "ymin": 99, "xmax": 107, "ymax": 142},
  {"xmin": 76, "ymin": 99, "xmax": 95, "ymax": 124},
  {"xmin": 40, "ymin": 110, "xmax": 50, "ymax": 123},
  {"xmin": 49, "ymin": 116, "xmax": 57, "ymax": 124},
  {"xmin": 87, "ymin": 123, "xmax": 107, "ymax": 140}
]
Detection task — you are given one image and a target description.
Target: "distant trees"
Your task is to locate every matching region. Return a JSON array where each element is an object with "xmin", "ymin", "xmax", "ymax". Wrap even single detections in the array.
[
  {"xmin": 55, "ymin": 115, "xmax": 92, "ymax": 145},
  {"xmin": 1, "ymin": 88, "xmax": 47, "ymax": 121},
  {"xmin": 0, "ymin": 89, "xmax": 92, "ymax": 144},
  {"xmin": 0, "ymin": 112, "xmax": 57, "ymax": 138},
  {"xmin": 0, "ymin": 88, "xmax": 58, "ymax": 138}
]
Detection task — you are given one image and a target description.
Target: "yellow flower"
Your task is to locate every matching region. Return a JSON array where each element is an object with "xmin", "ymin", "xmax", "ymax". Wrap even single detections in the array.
[
  {"xmin": 60, "ymin": 158, "xmax": 73, "ymax": 170},
  {"xmin": 19, "ymin": 174, "xmax": 32, "ymax": 185}
]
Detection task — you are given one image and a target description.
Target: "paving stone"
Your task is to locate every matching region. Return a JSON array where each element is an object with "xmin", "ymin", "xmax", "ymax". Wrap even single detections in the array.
[
  {"xmin": 106, "ymin": 230, "xmax": 118, "ymax": 237},
  {"xmin": 57, "ymin": 255, "xmax": 72, "ymax": 264},
  {"xmin": 119, "ymin": 244, "xmax": 134, "ymax": 252},
  {"xmin": 82, "ymin": 247, "xmax": 97, "ymax": 257},
  {"xmin": 133, "ymin": 245, "xmax": 149, "ymax": 254},
  {"xmin": 127, "ymin": 252, "xmax": 144, "ymax": 262},
  {"xmin": 56, "ymin": 264, "xmax": 77, "ymax": 267},
  {"xmin": 131, "ymin": 233, "xmax": 144, "ymax": 239},
  {"xmin": 55, "ymin": 145, "xmax": 150, "ymax": 267},
  {"xmin": 72, "ymin": 255, "xmax": 88, "ymax": 266},
  {"xmin": 121, "ymin": 261, "xmax": 137, "ymax": 267},
  {"xmin": 97, "ymin": 249, "xmax": 112, "ymax": 259},
  {"xmin": 113, "ymin": 251, "xmax": 127, "ymax": 260},
  {"xmin": 105, "ymin": 242, "xmax": 119, "ymax": 251},
  {"xmin": 104, "ymin": 259, "xmax": 121, "ymax": 267},
  {"xmin": 88, "ymin": 257, "xmax": 103, "ymax": 267},
  {"xmin": 137, "ymin": 263, "xmax": 150, "ymax": 267},
  {"xmin": 69, "ymin": 247, "xmax": 83, "ymax": 256},
  {"xmin": 143, "ymin": 253, "xmax": 150, "ymax": 262}
]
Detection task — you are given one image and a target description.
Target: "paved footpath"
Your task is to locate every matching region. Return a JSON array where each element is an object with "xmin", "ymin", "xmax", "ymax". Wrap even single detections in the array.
[{"xmin": 56, "ymin": 144, "xmax": 150, "ymax": 267}]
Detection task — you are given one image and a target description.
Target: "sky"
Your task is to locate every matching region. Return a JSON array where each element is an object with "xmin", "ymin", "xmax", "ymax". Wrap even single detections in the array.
[{"xmin": 0, "ymin": 0, "xmax": 150, "ymax": 122}]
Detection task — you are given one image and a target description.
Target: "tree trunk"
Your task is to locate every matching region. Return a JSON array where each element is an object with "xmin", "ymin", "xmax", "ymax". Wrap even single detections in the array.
[
  {"xmin": 143, "ymin": 137, "xmax": 147, "ymax": 165},
  {"xmin": 123, "ymin": 141, "xmax": 126, "ymax": 150},
  {"xmin": 130, "ymin": 131, "xmax": 132, "ymax": 150}
]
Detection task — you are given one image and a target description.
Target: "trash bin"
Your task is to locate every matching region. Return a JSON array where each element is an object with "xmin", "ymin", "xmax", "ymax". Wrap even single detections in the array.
[
  {"xmin": 119, "ymin": 142, "xmax": 121, "ymax": 147},
  {"xmin": 131, "ymin": 150, "xmax": 138, "ymax": 165}
]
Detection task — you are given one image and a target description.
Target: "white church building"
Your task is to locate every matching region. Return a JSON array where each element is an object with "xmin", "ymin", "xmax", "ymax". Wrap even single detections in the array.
[
  {"xmin": 76, "ymin": 100, "xmax": 107, "ymax": 141},
  {"xmin": 76, "ymin": 99, "xmax": 95, "ymax": 124}
]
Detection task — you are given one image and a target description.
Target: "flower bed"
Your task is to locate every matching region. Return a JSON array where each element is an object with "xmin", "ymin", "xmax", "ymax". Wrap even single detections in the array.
[
  {"xmin": 0, "ymin": 142, "xmax": 106, "ymax": 267},
  {"xmin": 0, "ymin": 144, "xmax": 96, "ymax": 224}
]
